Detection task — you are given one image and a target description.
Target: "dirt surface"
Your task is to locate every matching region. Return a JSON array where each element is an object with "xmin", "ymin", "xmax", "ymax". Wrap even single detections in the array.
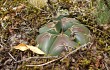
[{"xmin": 0, "ymin": 0, "xmax": 110, "ymax": 70}]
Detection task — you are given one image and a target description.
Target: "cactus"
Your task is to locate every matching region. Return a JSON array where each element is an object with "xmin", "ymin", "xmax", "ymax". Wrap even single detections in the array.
[{"xmin": 36, "ymin": 16, "xmax": 91, "ymax": 56}]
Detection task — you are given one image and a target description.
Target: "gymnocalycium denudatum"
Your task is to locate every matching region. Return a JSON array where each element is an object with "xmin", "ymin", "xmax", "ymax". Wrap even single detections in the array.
[{"xmin": 36, "ymin": 15, "xmax": 91, "ymax": 56}]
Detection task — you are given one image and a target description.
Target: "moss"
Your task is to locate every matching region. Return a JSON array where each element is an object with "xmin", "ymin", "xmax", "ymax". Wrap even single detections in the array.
[
  {"xmin": 0, "ymin": 0, "xmax": 110, "ymax": 70},
  {"xmin": 79, "ymin": 58, "xmax": 91, "ymax": 66},
  {"xmin": 96, "ymin": 0, "xmax": 110, "ymax": 25}
]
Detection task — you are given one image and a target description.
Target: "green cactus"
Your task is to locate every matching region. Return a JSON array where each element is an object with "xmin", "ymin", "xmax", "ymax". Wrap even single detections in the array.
[{"xmin": 36, "ymin": 16, "xmax": 91, "ymax": 56}]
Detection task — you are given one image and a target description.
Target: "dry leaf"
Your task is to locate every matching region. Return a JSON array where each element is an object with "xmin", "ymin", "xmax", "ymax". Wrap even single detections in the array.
[
  {"xmin": 13, "ymin": 43, "xmax": 45, "ymax": 54},
  {"xmin": 27, "ymin": 45, "xmax": 45, "ymax": 54},
  {"xmin": 14, "ymin": 43, "xmax": 29, "ymax": 51}
]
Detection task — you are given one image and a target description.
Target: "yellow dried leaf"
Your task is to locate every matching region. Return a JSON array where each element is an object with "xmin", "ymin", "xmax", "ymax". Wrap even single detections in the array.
[
  {"xmin": 26, "ymin": 45, "xmax": 45, "ymax": 54},
  {"xmin": 13, "ymin": 43, "xmax": 29, "ymax": 51},
  {"xmin": 28, "ymin": 0, "xmax": 48, "ymax": 8},
  {"xmin": 13, "ymin": 43, "xmax": 45, "ymax": 54}
]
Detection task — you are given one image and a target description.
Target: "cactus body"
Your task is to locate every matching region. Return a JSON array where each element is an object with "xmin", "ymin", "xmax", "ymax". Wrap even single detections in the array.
[{"xmin": 36, "ymin": 16, "xmax": 91, "ymax": 56}]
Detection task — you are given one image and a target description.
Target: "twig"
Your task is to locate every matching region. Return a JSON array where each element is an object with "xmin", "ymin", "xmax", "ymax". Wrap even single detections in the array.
[
  {"xmin": 104, "ymin": 62, "xmax": 109, "ymax": 70},
  {"xmin": 3, "ymin": 0, "xmax": 7, "ymax": 5},
  {"xmin": 0, "ymin": 43, "xmax": 4, "ymax": 48},
  {"xmin": 26, "ymin": 42, "xmax": 92, "ymax": 67},
  {"xmin": 14, "ymin": 56, "xmax": 58, "ymax": 63},
  {"xmin": 103, "ymin": 53, "xmax": 109, "ymax": 70},
  {"xmin": 60, "ymin": 42, "xmax": 92, "ymax": 61},
  {"xmin": 26, "ymin": 56, "xmax": 63, "ymax": 67},
  {"xmin": 7, "ymin": 53, "xmax": 18, "ymax": 70},
  {"xmin": 8, "ymin": 52, "xmax": 17, "ymax": 62},
  {"xmin": 0, "ymin": 36, "xmax": 7, "ymax": 46}
]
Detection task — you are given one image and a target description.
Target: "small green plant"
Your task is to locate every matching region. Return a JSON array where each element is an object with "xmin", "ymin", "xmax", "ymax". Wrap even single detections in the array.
[
  {"xmin": 36, "ymin": 15, "xmax": 91, "ymax": 56},
  {"xmin": 96, "ymin": 0, "xmax": 110, "ymax": 25}
]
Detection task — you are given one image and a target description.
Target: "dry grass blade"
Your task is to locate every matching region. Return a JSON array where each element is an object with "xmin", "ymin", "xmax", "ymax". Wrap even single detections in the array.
[{"xmin": 26, "ymin": 56, "xmax": 63, "ymax": 67}]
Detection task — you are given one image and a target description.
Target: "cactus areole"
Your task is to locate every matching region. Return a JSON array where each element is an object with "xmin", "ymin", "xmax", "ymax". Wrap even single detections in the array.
[{"xmin": 36, "ymin": 15, "xmax": 91, "ymax": 56}]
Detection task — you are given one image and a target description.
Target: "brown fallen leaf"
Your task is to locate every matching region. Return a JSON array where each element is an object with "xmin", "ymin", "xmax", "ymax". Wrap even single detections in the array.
[{"xmin": 13, "ymin": 43, "xmax": 45, "ymax": 54}]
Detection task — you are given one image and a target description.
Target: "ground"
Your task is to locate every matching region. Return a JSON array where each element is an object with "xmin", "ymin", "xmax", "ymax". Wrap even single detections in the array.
[{"xmin": 0, "ymin": 0, "xmax": 110, "ymax": 70}]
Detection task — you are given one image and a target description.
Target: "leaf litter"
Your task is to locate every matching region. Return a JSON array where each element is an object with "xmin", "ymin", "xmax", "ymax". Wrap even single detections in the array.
[{"xmin": 0, "ymin": 0, "xmax": 110, "ymax": 70}]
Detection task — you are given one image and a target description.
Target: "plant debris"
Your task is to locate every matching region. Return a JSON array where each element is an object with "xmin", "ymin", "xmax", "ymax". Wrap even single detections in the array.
[{"xmin": 0, "ymin": 0, "xmax": 110, "ymax": 70}]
